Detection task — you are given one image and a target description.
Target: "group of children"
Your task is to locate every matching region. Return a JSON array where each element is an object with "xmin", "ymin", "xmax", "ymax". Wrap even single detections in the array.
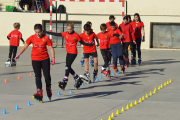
[{"xmin": 6, "ymin": 13, "xmax": 145, "ymax": 103}]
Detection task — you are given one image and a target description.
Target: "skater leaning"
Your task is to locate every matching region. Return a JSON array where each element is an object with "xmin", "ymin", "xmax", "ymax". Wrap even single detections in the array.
[
  {"xmin": 44, "ymin": 22, "xmax": 94, "ymax": 90},
  {"xmin": 119, "ymin": 16, "xmax": 136, "ymax": 67},
  {"xmin": 109, "ymin": 21, "xmax": 125, "ymax": 74},
  {"xmin": 97, "ymin": 23, "xmax": 111, "ymax": 78},
  {"xmin": 130, "ymin": 13, "xmax": 145, "ymax": 65},
  {"xmin": 6, "ymin": 22, "xmax": 25, "ymax": 66},
  {"xmin": 80, "ymin": 24, "xmax": 99, "ymax": 83},
  {"xmin": 15, "ymin": 24, "xmax": 55, "ymax": 103}
]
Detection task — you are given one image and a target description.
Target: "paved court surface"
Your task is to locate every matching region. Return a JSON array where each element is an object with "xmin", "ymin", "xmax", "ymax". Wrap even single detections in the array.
[{"xmin": 0, "ymin": 46, "xmax": 179, "ymax": 120}]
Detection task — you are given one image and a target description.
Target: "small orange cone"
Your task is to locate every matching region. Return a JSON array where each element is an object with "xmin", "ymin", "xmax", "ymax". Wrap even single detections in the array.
[
  {"xmin": 30, "ymin": 72, "xmax": 32, "ymax": 76},
  {"xmin": 18, "ymin": 75, "xmax": 21, "ymax": 79},
  {"xmin": 4, "ymin": 79, "xmax": 8, "ymax": 83}
]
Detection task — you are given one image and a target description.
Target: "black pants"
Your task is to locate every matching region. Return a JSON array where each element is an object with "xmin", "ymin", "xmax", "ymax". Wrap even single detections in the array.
[
  {"xmin": 32, "ymin": 58, "xmax": 51, "ymax": 89},
  {"xmin": 100, "ymin": 49, "xmax": 110, "ymax": 68},
  {"xmin": 65, "ymin": 53, "xmax": 77, "ymax": 76},
  {"xmin": 19, "ymin": 0, "xmax": 32, "ymax": 10},
  {"xmin": 107, "ymin": 48, "xmax": 112, "ymax": 63},
  {"xmin": 123, "ymin": 42, "xmax": 130, "ymax": 58},
  {"xmin": 9, "ymin": 46, "xmax": 18, "ymax": 61},
  {"xmin": 131, "ymin": 38, "xmax": 141, "ymax": 58}
]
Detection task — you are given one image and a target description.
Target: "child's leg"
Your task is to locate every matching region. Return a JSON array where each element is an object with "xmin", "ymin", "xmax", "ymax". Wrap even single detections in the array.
[
  {"xmin": 117, "ymin": 43, "xmax": 124, "ymax": 66},
  {"xmin": 32, "ymin": 60, "xmax": 42, "ymax": 89},
  {"xmin": 136, "ymin": 38, "xmax": 142, "ymax": 59},
  {"xmin": 107, "ymin": 48, "xmax": 112, "ymax": 64},
  {"xmin": 41, "ymin": 58, "xmax": 51, "ymax": 88},
  {"xmin": 93, "ymin": 57, "xmax": 98, "ymax": 71},
  {"xmin": 8, "ymin": 46, "xmax": 13, "ymax": 61},
  {"xmin": 100, "ymin": 49, "xmax": 109, "ymax": 68},
  {"xmin": 84, "ymin": 58, "xmax": 89, "ymax": 72},
  {"xmin": 12, "ymin": 46, "xmax": 18, "ymax": 61},
  {"xmin": 110, "ymin": 44, "xmax": 118, "ymax": 66},
  {"xmin": 66, "ymin": 54, "xmax": 77, "ymax": 75}
]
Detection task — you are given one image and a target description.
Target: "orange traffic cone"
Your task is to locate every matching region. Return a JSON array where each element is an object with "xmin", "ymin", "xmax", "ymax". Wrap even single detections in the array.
[
  {"xmin": 4, "ymin": 79, "xmax": 8, "ymax": 83},
  {"xmin": 18, "ymin": 75, "xmax": 21, "ymax": 79},
  {"xmin": 30, "ymin": 72, "xmax": 32, "ymax": 76}
]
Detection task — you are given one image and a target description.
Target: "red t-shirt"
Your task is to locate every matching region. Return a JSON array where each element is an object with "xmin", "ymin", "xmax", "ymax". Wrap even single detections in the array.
[
  {"xmin": 80, "ymin": 32, "xmax": 97, "ymax": 53},
  {"xmin": 26, "ymin": 34, "xmax": 53, "ymax": 61},
  {"xmin": 106, "ymin": 21, "xmax": 118, "ymax": 32},
  {"xmin": 61, "ymin": 31, "xmax": 81, "ymax": 54},
  {"xmin": 131, "ymin": 21, "xmax": 144, "ymax": 38},
  {"xmin": 109, "ymin": 28, "xmax": 122, "ymax": 44},
  {"xmin": 7, "ymin": 30, "xmax": 22, "ymax": 46},
  {"xmin": 119, "ymin": 22, "xmax": 135, "ymax": 43},
  {"xmin": 97, "ymin": 31, "xmax": 110, "ymax": 49}
]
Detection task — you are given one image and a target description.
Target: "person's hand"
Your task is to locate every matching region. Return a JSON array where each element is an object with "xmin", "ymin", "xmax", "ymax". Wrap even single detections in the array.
[
  {"xmin": 51, "ymin": 57, "xmax": 55, "ymax": 65},
  {"xmin": 119, "ymin": 34, "xmax": 124, "ymax": 39},
  {"xmin": 133, "ymin": 41, "xmax": 136, "ymax": 44},
  {"xmin": 142, "ymin": 36, "xmax": 145, "ymax": 42},
  {"xmin": 14, "ymin": 55, "xmax": 20, "ymax": 61}
]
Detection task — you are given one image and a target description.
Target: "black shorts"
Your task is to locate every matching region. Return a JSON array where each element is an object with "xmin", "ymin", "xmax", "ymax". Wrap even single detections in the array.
[{"xmin": 84, "ymin": 52, "xmax": 98, "ymax": 58}]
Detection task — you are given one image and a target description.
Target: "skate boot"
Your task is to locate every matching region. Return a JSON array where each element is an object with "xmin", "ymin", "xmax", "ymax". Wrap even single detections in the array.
[
  {"xmin": 74, "ymin": 74, "xmax": 83, "ymax": 90},
  {"xmin": 131, "ymin": 57, "xmax": 136, "ymax": 65},
  {"xmin": 79, "ymin": 72, "xmax": 90, "ymax": 84},
  {"xmin": 80, "ymin": 58, "xmax": 84, "ymax": 67},
  {"xmin": 90, "ymin": 56, "xmax": 94, "ymax": 67},
  {"xmin": 58, "ymin": 78, "xmax": 68, "ymax": 90},
  {"xmin": 106, "ymin": 67, "xmax": 111, "ymax": 78},
  {"xmin": 33, "ymin": 89, "xmax": 43, "ymax": 103},
  {"xmin": 11, "ymin": 60, "xmax": 16, "ymax": 66},
  {"xmin": 5, "ymin": 58, "xmax": 11, "ymax": 67},
  {"xmin": 46, "ymin": 87, "xmax": 52, "ymax": 101},
  {"xmin": 101, "ymin": 67, "xmax": 107, "ymax": 76},
  {"xmin": 121, "ymin": 65, "xmax": 125, "ymax": 74},
  {"xmin": 124, "ymin": 58, "xmax": 129, "ymax": 67},
  {"xmin": 138, "ymin": 58, "xmax": 142, "ymax": 65},
  {"xmin": 113, "ymin": 64, "xmax": 119, "ymax": 73},
  {"xmin": 93, "ymin": 69, "xmax": 98, "ymax": 82}
]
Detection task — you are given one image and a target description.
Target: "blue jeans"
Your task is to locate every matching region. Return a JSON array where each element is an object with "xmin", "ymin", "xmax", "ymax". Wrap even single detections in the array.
[
  {"xmin": 110, "ymin": 42, "xmax": 124, "ymax": 66},
  {"xmin": 34, "ymin": 1, "xmax": 44, "ymax": 11}
]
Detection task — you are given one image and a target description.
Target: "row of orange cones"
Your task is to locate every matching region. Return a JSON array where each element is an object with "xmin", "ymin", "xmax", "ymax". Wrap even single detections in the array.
[
  {"xmin": 4, "ymin": 68, "xmax": 52, "ymax": 83},
  {"xmin": 102, "ymin": 79, "xmax": 172, "ymax": 120},
  {"xmin": 4, "ymin": 72, "xmax": 33, "ymax": 83}
]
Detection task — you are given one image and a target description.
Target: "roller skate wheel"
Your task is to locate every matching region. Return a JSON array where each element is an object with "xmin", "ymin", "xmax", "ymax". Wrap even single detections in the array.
[
  {"xmin": 40, "ymin": 101, "xmax": 43, "ymax": 103},
  {"xmin": 49, "ymin": 98, "xmax": 51, "ymax": 101}
]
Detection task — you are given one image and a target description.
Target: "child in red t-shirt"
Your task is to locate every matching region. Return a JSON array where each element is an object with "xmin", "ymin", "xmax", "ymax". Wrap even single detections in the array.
[
  {"xmin": 131, "ymin": 13, "xmax": 145, "ymax": 65},
  {"xmin": 109, "ymin": 21, "xmax": 125, "ymax": 74},
  {"xmin": 119, "ymin": 16, "xmax": 136, "ymax": 67},
  {"xmin": 6, "ymin": 23, "xmax": 25, "ymax": 66},
  {"xmin": 44, "ymin": 22, "xmax": 94, "ymax": 89},
  {"xmin": 80, "ymin": 21, "xmax": 94, "ymax": 67},
  {"xmin": 97, "ymin": 23, "xmax": 111, "ymax": 77},
  {"xmin": 79, "ymin": 24, "xmax": 99, "ymax": 82},
  {"xmin": 15, "ymin": 24, "xmax": 55, "ymax": 103}
]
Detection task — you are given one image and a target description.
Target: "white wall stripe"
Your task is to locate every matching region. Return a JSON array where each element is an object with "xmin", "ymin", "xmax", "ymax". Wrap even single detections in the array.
[
  {"xmin": 50, "ymin": 26, "xmax": 52, "ymax": 30},
  {"xmin": 122, "ymin": 7, "xmax": 124, "ymax": 12},
  {"xmin": 50, "ymin": 6, "xmax": 52, "ymax": 11}
]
